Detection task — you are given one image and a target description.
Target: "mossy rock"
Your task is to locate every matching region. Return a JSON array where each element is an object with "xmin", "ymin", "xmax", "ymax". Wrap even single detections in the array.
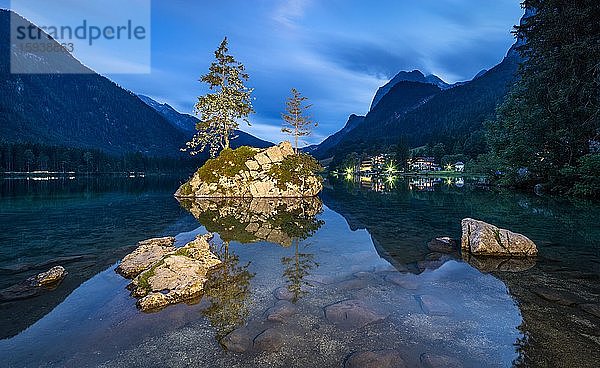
[{"xmin": 176, "ymin": 142, "xmax": 323, "ymax": 198}]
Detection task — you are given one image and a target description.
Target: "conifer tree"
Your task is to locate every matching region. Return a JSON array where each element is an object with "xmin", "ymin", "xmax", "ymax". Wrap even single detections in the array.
[
  {"xmin": 486, "ymin": 0, "xmax": 600, "ymax": 195},
  {"xmin": 281, "ymin": 88, "xmax": 317, "ymax": 154},
  {"xmin": 184, "ymin": 37, "xmax": 254, "ymax": 157}
]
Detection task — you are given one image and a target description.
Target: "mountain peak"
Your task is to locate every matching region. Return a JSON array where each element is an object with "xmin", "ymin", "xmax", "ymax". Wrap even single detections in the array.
[{"xmin": 370, "ymin": 70, "xmax": 449, "ymax": 110}]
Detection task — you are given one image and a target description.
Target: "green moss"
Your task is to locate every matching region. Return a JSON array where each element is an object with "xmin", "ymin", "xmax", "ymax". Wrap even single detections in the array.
[
  {"xmin": 173, "ymin": 247, "xmax": 192, "ymax": 257},
  {"xmin": 180, "ymin": 181, "xmax": 193, "ymax": 195},
  {"xmin": 137, "ymin": 259, "xmax": 165, "ymax": 292},
  {"xmin": 196, "ymin": 146, "xmax": 256, "ymax": 184},
  {"xmin": 268, "ymin": 153, "xmax": 324, "ymax": 191}
]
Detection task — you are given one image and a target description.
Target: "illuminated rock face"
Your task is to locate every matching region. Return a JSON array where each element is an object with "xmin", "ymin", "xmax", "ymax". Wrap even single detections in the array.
[
  {"xmin": 116, "ymin": 234, "xmax": 221, "ymax": 312},
  {"xmin": 461, "ymin": 218, "xmax": 538, "ymax": 257},
  {"xmin": 115, "ymin": 237, "xmax": 176, "ymax": 278},
  {"xmin": 175, "ymin": 141, "xmax": 323, "ymax": 198}
]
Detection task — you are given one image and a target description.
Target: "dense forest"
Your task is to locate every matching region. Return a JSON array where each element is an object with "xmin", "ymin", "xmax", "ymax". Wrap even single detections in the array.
[
  {"xmin": 483, "ymin": 0, "xmax": 600, "ymax": 198},
  {"xmin": 0, "ymin": 142, "xmax": 203, "ymax": 174}
]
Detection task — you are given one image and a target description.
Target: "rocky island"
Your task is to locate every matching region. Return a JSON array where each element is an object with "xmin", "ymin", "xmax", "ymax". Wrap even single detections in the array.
[
  {"xmin": 175, "ymin": 142, "xmax": 323, "ymax": 198},
  {"xmin": 116, "ymin": 234, "xmax": 222, "ymax": 312}
]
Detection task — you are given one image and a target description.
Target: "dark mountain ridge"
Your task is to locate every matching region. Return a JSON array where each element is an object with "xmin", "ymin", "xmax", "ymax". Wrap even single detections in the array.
[
  {"xmin": 0, "ymin": 10, "xmax": 270, "ymax": 161},
  {"xmin": 0, "ymin": 10, "xmax": 191, "ymax": 157},
  {"xmin": 312, "ymin": 45, "xmax": 521, "ymax": 161},
  {"xmin": 370, "ymin": 70, "xmax": 451, "ymax": 110},
  {"xmin": 138, "ymin": 95, "xmax": 273, "ymax": 149}
]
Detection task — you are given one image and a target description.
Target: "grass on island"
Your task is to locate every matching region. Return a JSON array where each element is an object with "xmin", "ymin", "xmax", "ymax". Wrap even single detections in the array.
[{"xmin": 269, "ymin": 153, "xmax": 324, "ymax": 191}]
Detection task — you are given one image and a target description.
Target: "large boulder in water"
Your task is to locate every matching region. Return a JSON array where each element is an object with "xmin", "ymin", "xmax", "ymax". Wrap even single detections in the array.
[
  {"xmin": 116, "ymin": 237, "xmax": 176, "ymax": 278},
  {"xmin": 117, "ymin": 234, "xmax": 221, "ymax": 312},
  {"xmin": 461, "ymin": 218, "xmax": 538, "ymax": 257},
  {"xmin": 174, "ymin": 142, "xmax": 323, "ymax": 198}
]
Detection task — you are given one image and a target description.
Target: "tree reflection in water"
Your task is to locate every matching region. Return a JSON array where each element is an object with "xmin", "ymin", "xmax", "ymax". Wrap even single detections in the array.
[
  {"xmin": 177, "ymin": 197, "xmax": 324, "ymax": 339},
  {"xmin": 281, "ymin": 240, "xmax": 319, "ymax": 303},
  {"xmin": 201, "ymin": 241, "xmax": 254, "ymax": 342}
]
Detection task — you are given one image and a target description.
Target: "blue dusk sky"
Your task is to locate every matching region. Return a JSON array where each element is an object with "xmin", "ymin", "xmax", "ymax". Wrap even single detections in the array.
[{"xmin": 3, "ymin": 0, "xmax": 524, "ymax": 145}]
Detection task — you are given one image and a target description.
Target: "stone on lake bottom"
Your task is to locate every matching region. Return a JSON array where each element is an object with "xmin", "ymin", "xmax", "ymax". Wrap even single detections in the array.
[
  {"xmin": 253, "ymin": 328, "xmax": 283, "ymax": 352},
  {"xmin": 580, "ymin": 304, "xmax": 600, "ymax": 319},
  {"xmin": 385, "ymin": 274, "xmax": 419, "ymax": 290},
  {"xmin": 274, "ymin": 286, "xmax": 295, "ymax": 301},
  {"xmin": 420, "ymin": 353, "xmax": 463, "ymax": 368},
  {"xmin": 305, "ymin": 274, "xmax": 335, "ymax": 285},
  {"xmin": 265, "ymin": 300, "xmax": 297, "ymax": 323},
  {"xmin": 532, "ymin": 287, "xmax": 580, "ymax": 306},
  {"xmin": 417, "ymin": 295, "xmax": 453, "ymax": 316},
  {"xmin": 325, "ymin": 299, "xmax": 386, "ymax": 329},
  {"xmin": 336, "ymin": 277, "xmax": 370, "ymax": 290},
  {"xmin": 345, "ymin": 350, "xmax": 407, "ymax": 368},
  {"xmin": 221, "ymin": 328, "xmax": 252, "ymax": 353}
]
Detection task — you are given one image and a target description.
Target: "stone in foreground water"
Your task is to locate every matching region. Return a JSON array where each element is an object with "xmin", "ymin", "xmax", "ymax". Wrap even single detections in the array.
[{"xmin": 345, "ymin": 350, "xmax": 407, "ymax": 368}]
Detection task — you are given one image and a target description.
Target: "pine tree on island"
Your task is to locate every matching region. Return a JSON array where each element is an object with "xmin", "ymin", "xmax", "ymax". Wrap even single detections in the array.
[
  {"xmin": 183, "ymin": 37, "xmax": 254, "ymax": 158},
  {"xmin": 281, "ymin": 88, "xmax": 318, "ymax": 154}
]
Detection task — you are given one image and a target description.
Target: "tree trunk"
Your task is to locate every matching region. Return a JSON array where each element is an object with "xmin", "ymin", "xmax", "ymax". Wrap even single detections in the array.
[{"xmin": 224, "ymin": 133, "xmax": 230, "ymax": 150}]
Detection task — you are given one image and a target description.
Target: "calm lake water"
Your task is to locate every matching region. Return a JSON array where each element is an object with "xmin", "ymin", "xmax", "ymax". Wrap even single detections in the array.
[{"xmin": 0, "ymin": 176, "xmax": 598, "ymax": 367}]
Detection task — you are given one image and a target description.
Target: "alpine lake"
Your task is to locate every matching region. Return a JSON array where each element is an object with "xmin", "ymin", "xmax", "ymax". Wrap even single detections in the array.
[{"xmin": 0, "ymin": 175, "xmax": 598, "ymax": 368}]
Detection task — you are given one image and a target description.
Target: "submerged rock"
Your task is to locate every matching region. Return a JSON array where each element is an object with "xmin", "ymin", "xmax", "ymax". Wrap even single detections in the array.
[
  {"xmin": 117, "ymin": 234, "xmax": 221, "ymax": 312},
  {"xmin": 274, "ymin": 286, "xmax": 295, "ymax": 301},
  {"xmin": 253, "ymin": 328, "xmax": 284, "ymax": 352},
  {"xmin": 265, "ymin": 300, "xmax": 297, "ymax": 323},
  {"xmin": 420, "ymin": 353, "xmax": 463, "ymax": 368},
  {"xmin": 580, "ymin": 304, "xmax": 600, "ymax": 319},
  {"xmin": 461, "ymin": 218, "xmax": 538, "ymax": 256},
  {"xmin": 345, "ymin": 350, "xmax": 407, "ymax": 368},
  {"xmin": 416, "ymin": 295, "xmax": 453, "ymax": 316},
  {"xmin": 174, "ymin": 142, "xmax": 323, "ymax": 198},
  {"xmin": 116, "ymin": 237, "xmax": 176, "ymax": 278},
  {"xmin": 221, "ymin": 327, "xmax": 253, "ymax": 353},
  {"xmin": 385, "ymin": 273, "xmax": 419, "ymax": 290},
  {"xmin": 324, "ymin": 299, "xmax": 386, "ymax": 329},
  {"xmin": 427, "ymin": 237, "xmax": 457, "ymax": 253},
  {"xmin": 0, "ymin": 266, "xmax": 67, "ymax": 302},
  {"xmin": 532, "ymin": 287, "xmax": 580, "ymax": 306}
]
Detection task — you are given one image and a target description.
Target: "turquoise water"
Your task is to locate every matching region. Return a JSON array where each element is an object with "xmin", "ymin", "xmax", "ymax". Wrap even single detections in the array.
[{"xmin": 0, "ymin": 176, "xmax": 598, "ymax": 367}]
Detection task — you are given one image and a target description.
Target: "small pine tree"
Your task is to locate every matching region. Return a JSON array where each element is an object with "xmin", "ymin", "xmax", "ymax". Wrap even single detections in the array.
[
  {"xmin": 281, "ymin": 88, "xmax": 317, "ymax": 154},
  {"xmin": 184, "ymin": 37, "xmax": 254, "ymax": 157}
]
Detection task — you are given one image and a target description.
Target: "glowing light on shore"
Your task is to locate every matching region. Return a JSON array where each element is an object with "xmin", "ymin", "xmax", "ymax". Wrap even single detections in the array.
[{"xmin": 385, "ymin": 163, "xmax": 396, "ymax": 174}]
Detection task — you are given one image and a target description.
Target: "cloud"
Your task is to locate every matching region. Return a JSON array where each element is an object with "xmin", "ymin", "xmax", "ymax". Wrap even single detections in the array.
[
  {"xmin": 309, "ymin": 36, "xmax": 418, "ymax": 79},
  {"xmin": 272, "ymin": 0, "xmax": 312, "ymax": 29},
  {"xmin": 107, "ymin": 0, "xmax": 523, "ymax": 146},
  {"xmin": 247, "ymin": 117, "xmax": 326, "ymax": 146}
]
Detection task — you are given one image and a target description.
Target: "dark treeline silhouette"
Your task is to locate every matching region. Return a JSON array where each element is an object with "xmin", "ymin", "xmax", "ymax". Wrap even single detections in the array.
[{"xmin": 0, "ymin": 142, "xmax": 203, "ymax": 174}]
